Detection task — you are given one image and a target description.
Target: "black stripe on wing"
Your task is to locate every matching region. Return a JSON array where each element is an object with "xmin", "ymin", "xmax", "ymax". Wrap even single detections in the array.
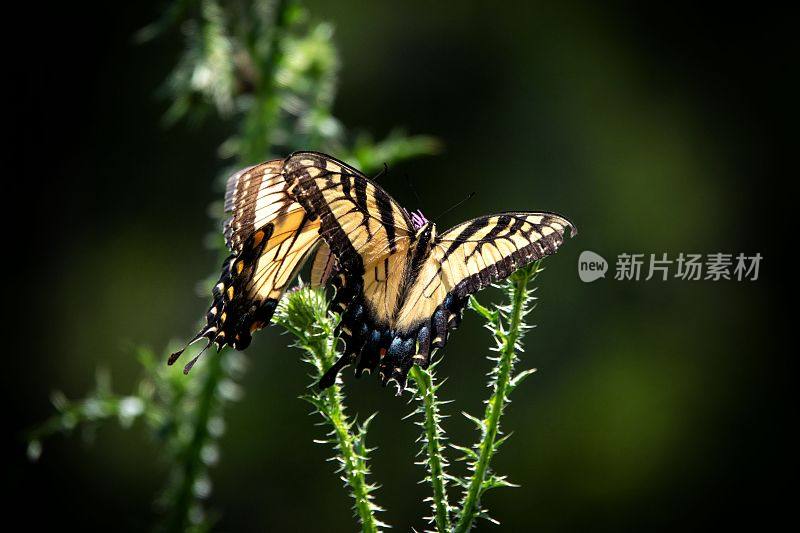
[
  {"xmin": 223, "ymin": 160, "xmax": 293, "ymax": 254},
  {"xmin": 439, "ymin": 211, "xmax": 576, "ymax": 301},
  {"xmin": 319, "ymin": 212, "xmax": 576, "ymax": 392},
  {"xmin": 284, "ymin": 151, "xmax": 413, "ymax": 274}
]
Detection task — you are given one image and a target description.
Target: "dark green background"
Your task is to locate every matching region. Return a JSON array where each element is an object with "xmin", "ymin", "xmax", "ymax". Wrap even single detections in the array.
[{"xmin": 9, "ymin": 1, "xmax": 789, "ymax": 531}]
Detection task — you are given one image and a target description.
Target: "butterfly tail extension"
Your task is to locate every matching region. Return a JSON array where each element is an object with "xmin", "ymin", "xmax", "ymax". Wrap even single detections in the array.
[{"xmin": 168, "ymin": 251, "xmax": 280, "ymax": 371}]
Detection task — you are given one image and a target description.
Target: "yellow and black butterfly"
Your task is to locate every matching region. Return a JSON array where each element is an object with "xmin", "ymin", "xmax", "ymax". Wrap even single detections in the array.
[
  {"xmin": 168, "ymin": 158, "xmax": 332, "ymax": 373},
  {"xmin": 284, "ymin": 152, "xmax": 576, "ymax": 391}
]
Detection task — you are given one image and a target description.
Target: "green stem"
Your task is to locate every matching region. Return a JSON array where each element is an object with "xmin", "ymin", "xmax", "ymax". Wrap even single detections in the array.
[
  {"xmin": 166, "ymin": 350, "xmax": 224, "ymax": 532},
  {"xmin": 277, "ymin": 287, "xmax": 382, "ymax": 532},
  {"xmin": 239, "ymin": 0, "xmax": 293, "ymax": 163},
  {"xmin": 317, "ymin": 318, "xmax": 379, "ymax": 533},
  {"xmin": 409, "ymin": 365, "xmax": 451, "ymax": 533},
  {"xmin": 454, "ymin": 271, "xmax": 531, "ymax": 533},
  {"xmin": 324, "ymin": 385, "xmax": 379, "ymax": 533}
]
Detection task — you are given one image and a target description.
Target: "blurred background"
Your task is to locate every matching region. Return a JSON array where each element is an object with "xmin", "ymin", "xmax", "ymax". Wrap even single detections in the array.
[{"xmin": 8, "ymin": 1, "xmax": 790, "ymax": 531}]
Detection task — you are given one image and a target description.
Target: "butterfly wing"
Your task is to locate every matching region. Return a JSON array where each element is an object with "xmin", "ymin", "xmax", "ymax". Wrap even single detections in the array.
[
  {"xmin": 170, "ymin": 160, "xmax": 324, "ymax": 372},
  {"xmin": 225, "ymin": 161, "xmax": 288, "ymax": 253},
  {"xmin": 332, "ymin": 212, "xmax": 576, "ymax": 390},
  {"xmin": 310, "ymin": 242, "xmax": 336, "ymax": 287},
  {"xmin": 285, "ymin": 151, "xmax": 415, "ymax": 271},
  {"xmin": 401, "ymin": 211, "xmax": 576, "ymax": 360},
  {"xmin": 284, "ymin": 152, "xmax": 420, "ymax": 386}
]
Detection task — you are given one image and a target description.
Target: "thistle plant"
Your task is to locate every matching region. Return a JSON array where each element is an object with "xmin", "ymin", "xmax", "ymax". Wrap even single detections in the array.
[
  {"xmin": 238, "ymin": 262, "xmax": 545, "ymax": 532},
  {"xmin": 407, "ymin": 363, "xmax": 454, "ymax": 532},
  {"xmin": 28, "ymin": 1, "xmax": 558, "ymax": 531},
  {"xmin": 274, "ymin": 286, "xmax": 385, "ymax": 532},
  {"xmin": 453, "ymin": 262, "xmax": 542, "ymax": 531}
]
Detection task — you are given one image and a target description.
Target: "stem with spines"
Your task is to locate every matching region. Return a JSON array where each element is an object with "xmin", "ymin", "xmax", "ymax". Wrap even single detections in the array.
[
  {"xmin": 454, "ymin": 262, "xmax": 541, "ymax": 532},
  {"xmin": 409, "ymin": 363, "xmax": 452, "ymax": 532},
  {"xmin": 275, "ymin": 286, "xmax": 384, "ymax": 532}
]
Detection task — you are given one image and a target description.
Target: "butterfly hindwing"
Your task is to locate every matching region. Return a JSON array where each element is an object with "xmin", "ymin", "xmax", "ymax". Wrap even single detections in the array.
[
  {"xmin": 170, "ymin": 159, "xmax": 325, "ymax": 372},
  {"xmin": 310, "ymin": 242, "xmax": 336, "ymax": 287},
  {"xmin": 326, "ymin": 212, "xmax": 576, "ymax": 391}
]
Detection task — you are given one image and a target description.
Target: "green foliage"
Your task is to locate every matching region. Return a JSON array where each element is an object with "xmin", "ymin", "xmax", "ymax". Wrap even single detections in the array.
[
  {"xmin": 28, "ymin": 0, "xmax": 437, "ymax": 530},
  {"xmin": 267, "ymin": 261, "xmax": 545, "ymax": 533},
  {"xmin": 275, "ymin": 286, "xmax": 385, "ymax": 532},
  {"xmin": 28, "ymin": 1, "xmax": 553, "ymax": 531},
  {"xmin": 268, "ymin": 264, "xmax": 545, "ymax": 533},
  {"xmin": 144, "ymin": 0, "xmax": 439, "ymax": 168},
  {"xmin": 28, "ymin": 346, "xmax": 247, "ymax": 532},
  {"xmin": 346, "ymin": 130, "xmax": 442, "ymax": 175}
]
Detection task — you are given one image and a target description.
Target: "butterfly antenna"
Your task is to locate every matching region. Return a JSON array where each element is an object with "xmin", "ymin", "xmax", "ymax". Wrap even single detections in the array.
[
  {"xmin": 433, "ymin": 191, "xmax": 475, "ymax": 223},
  {"xmin": 372, "ymin": 162, "xmax": 389, "ymax": 181}
]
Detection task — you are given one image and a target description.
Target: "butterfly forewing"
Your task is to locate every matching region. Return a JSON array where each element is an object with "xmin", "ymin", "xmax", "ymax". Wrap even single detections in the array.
[
  {"xmin": 396, "ymin": 212, "xmax": 576, "ymax": 332},
  {"xmin": 433, "ymin": 212, "xmax": 575, "ymax": 299},
  {"xmin": 224, "ymin": 160, "xmax": 289, "ymax": 253},
  {"xmin": 285, "ymin": 152, "xmax": 415, "ymax": 273}
]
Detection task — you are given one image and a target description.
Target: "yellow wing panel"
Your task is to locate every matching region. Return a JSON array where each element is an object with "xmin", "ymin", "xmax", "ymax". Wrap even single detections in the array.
[
  {"xmin": 285, "ymin": 152, "xmax": 414, "ymax": 271},
  {"xmin": 223, "ymin": 159, "xmax": 300, "ymax": 254},
  {"xmin": 395, "ymin": 212, "xmax": 575, "ymax": 332}
]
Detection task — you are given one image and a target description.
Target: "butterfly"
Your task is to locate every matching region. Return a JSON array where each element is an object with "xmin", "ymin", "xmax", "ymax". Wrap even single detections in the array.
[
  {"xmin": 168, "ymin": 158, "xmax": 333, "ymax": 373},
  {"xmin": 284, "ymin": 152, "xmax": 576, "ymax": 391}
]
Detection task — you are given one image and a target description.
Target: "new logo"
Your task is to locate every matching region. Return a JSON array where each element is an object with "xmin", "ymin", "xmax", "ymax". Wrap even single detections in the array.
[{"xmin": 578, "ymin": 251, "xmax": 608, "ymax": 282}]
